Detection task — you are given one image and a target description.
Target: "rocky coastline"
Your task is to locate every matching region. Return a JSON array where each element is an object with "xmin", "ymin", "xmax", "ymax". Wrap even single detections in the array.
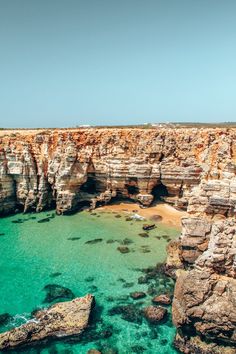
[
  {"xmin": 0, "ymin": 127, "xmax": 236, "ymax": 353},
  {"xmin": 0, "ymin": 295, "xmax": 94, "ymax": 351}
]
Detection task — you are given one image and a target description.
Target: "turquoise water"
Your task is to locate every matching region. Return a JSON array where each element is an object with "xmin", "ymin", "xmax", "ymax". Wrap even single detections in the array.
[{"xmin": 0, "ymin": 209, "xmax": 179, "ymax": 354}]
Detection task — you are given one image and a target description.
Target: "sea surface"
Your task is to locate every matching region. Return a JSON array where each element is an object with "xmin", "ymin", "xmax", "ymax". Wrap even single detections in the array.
[{"xmin": 0, "ymin": 208, "xmax": 180, "ymax": 354}]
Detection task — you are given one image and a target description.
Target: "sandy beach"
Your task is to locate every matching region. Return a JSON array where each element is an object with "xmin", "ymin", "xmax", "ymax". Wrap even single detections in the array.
[{"xmin": 99, "ymin": 201, "xmax": 187, "ymax": 228}]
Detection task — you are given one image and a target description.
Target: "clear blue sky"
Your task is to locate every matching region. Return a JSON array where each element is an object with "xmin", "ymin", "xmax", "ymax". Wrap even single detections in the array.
[{"xmin": 1, "ymin": 0, "xmax": 236, "ymax": 127}]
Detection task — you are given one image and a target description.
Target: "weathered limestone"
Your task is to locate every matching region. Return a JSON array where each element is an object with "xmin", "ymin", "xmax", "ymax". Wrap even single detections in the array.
[
  {"xmin": 173, "ymin": 269, "xmax": 236, "ymax": 351},
  {"xmin": 0, "ymin": 295, "xmax": 94, "ymax": 350},
  {"xmin": 0, "ymin": 127, "xmax": 218, "ymax": 215},
  {"xmin": 1, "ymin": 127, "xmax": 236, "ymax": 353},
  {"xmin": 173, "ymin": 171, "xmax": 236, "ymax": 352}
]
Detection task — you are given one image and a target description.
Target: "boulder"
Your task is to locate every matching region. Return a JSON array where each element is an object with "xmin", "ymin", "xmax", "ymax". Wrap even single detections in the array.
[
  {"xmin": 143, "ymin": 224, "xmax": 156, "ymax": 231},
  {"xmin": 130, "ymin": 291, "xmax": 146, "ymax": 300},
  {"xmin": 117, "ymin": 246, "xmax": 130, "ymax": 254},
  {"xmin": 152, "ymin": 294, "xmax": 171, "ymax": 305},
  {"xmin": 143, "ymin": 306, "xmax": 167, "ymax": 323},
  {"xmin": 0, "ymin": 295, "xmax": 94, "ymax": 350}
]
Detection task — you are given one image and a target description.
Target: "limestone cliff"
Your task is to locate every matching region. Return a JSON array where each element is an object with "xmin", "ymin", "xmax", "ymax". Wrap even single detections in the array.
[
  {"xmin": 0, "ymin": 127, "xmax": 222, "ymax": 215},
  {"xmin": 0, "ymin": 127, "xmax": 236, "ymax": 353}
]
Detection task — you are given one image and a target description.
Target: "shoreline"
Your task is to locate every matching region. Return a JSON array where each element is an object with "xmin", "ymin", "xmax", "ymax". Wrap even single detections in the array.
[{"xmin": 98, "ymin": 201, "xmax": 186, "ymax": 228}]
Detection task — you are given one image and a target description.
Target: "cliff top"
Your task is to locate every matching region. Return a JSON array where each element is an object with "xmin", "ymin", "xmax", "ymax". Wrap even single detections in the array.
[{"xmin": 1, "ymin": 123, "xmax": 236, "ymax": 137}]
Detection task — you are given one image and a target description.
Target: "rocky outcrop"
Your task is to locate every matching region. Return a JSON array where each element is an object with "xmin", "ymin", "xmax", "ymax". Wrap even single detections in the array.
[
  {"xmin": 0, "ymin": 294, "xmax": 94, "ymax": 350},
  {"xmin": 172, "ymin": 174, "xmax": 236, "ymax": 352}
]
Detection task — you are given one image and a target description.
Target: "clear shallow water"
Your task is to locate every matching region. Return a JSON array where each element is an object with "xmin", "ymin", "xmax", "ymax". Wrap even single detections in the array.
[{"xmin": 0, "ymin": 209, "xmax": 180, "ymax": 354}]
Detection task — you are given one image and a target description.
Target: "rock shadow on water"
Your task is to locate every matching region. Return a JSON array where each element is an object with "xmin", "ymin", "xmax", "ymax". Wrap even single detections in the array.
[
  {"xmin": 122, "ymin": 282, "xmax": 134, "ymax": 288},
  {"xmin": 108, "ymin": 304, "xmax": 143, "ymax": 324},
  {"xmin": 139, "ymin": 246, "xmax": 151, "ymax": 253},
  {"xmin": 50, "ymin": 272, "xmax": 62, "ymax": 278},
  {"xmin": 85, "ymin": 276, "xmax": 95, "ymax": 282},
  {"xmin": 117, "ymin": 278, "xmax": 126, "ymax": 283},
  {"xmin": 131, "ymin": 345, "xmax": 147, "ymax": 353},
  {"xmin": 64, "ymin": 303, "xmax": 114, "ymax": 347},
  {"xmin": 37, "ymin": 217, "xmax": 50, "ymax": 223},
  {"xmin": 0, "ymin": 313, "xmax": 12, "ymax": 327},
  {"xmin": 11, "ymin": 219, "xmax": 24, "ymax": 224},
  {"xmin": 136, "ymin": 263, "xmax": 175, "ymax": 299},
  {"xmin": 89, "ymin": 285, "xmax": 98, "ymax": 293},
  {"xmin": 42, "ymin": 284, "xmax": 75, "ymax": 303},
  {"xmin": 138, "ymin": 233, "xmax": 149, "ymax": 238}
]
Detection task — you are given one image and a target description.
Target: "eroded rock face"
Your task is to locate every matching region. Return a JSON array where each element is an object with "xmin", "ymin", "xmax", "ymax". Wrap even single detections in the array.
[
  {"xmin": 173, "ymin": 269, "xmax": 236, "ymax": 342},
  {"xmin": 172, "ymin": 166, "xmax": 236, "ymax": 352},
  {"xmin": 0, "ymin": 295, "xmax": 94, "ymax": 350},
  {"xmin": 0, "ymin": 127, "xmax": 214, "ymax": 215}
]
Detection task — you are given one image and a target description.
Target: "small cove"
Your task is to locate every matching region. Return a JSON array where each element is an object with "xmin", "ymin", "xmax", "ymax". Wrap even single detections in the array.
[{"xmin": 0, "ymin": 208, "xmax": 180, "ymax": 353}]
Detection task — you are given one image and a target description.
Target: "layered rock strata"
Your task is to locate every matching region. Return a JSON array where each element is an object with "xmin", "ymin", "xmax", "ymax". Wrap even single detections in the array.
[
  {"xmin": 0, "ymin": 128, "xmax": 226, "ymax": 215},
  {"xmin": 0, "ymin": 294, "xmax": 94, "ymax": 350},
  {"xmin": 0, "ymin": 127, "xmax": 236, "ymax": 352},
  {"xmin": 172, "ymin": 173, "xmax": 236, "ymax": 352},
  {"xmin": 0, "ymin": 128, "xmax": 210, "ymax": 215}
]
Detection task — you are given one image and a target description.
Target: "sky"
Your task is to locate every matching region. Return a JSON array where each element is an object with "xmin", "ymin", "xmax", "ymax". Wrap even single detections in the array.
[{"xmin": 0, "ymin": 0, "xmax": 236, "ymax": 128}]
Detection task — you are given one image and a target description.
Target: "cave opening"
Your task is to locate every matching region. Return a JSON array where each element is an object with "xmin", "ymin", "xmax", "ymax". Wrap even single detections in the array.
[
  {"xmin": 80, "ymin": 174, "xmax": 97, "ymax": 194},
  {"xmin": 126, "ymin": 185, "xmax": 140, "ymax": 195},
  {"xmin": 152, "ymin": 182, "xmax": 169, "ymax": 201},
  {"xmin": 125, "ymin": 177, "xmax": 140, "ymax": 196}
]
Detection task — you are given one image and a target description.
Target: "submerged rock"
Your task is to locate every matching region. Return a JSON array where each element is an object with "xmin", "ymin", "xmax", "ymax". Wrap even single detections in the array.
[
  {"xmin": 139, "ymin": 247, "xmax": 151, "ymax": 253},
  {"xmin": 100, "ymin": 347, "xmax": 118, "ymax": 354},
  {"xmin": 117, "ymin": 246, "xmax": 130, "ymax": 253},
  {"xmin": 85, "ymin": 238, "xmax": 103, "ymax": 245},
  {"xmin": 0, "ymin": 233, "xmax": 5, "ymax": 236},
  {"xmin": 11, "ymin": 219, "xmax": 23, "ymax": 224},
  {"xmin": 120, "ymin": 238, "xmax": 133, "ymax": 245},
  {"xmin": 75, "ymin": 322, "xmax": 113, "ymax": 345},
  {"xmin": 138, "ymin": 276, "xmax": 148, "ymax": 284},
  {"xmin": 67, "ymin": 237, "xmax": 81, "ymax": 241},
  {"xmin": 108, "ymin": 304, "xmax": 142, "ymax": 324},
  {"xmin": 143, "ymin": 306, "xmax": 167, "ymax": 323},
  {"xmin": 50, "ymin": 272, "xmax": 62, "ymax": 278},
  {"xmin": 152, "ymin": 294, "xmax": 171, "ymax": 305},
  {"xmin": 130, "ymin": 291, "xmax": 146, "ymax": 300},
  {"xmin": 0, "ymin": 313, "xmax": 11, "ymax": 326},
  {"xmin": 142, "ymin": 224, "xmax": 156, "ymax": 231},
  {"xmin": 106, "ymin": 239, "xmax": 116, "ymax": 244},
  {"xmin": 85, "ymin": 276, "xmax": 95, "ymax": 282},
  {"xmin": 87, "ymin": 350, "xmax": 102, "ymax": 354},
  {"xmin": 37, "ymin": 217, "xmax": 50, "ymax": 223},
  {"xmin": 131, "ymin": 345, "xmax": 146, "ymax": 353},
  {"xmin": 122, "ymin": 282, "xmax": 134, "ymax": 288},
  {"xmin": 138, "ymin": 233, "xmax": 149, "ymax": 238},
  {"xmin": 0, "ymin": 295, "xmax": 94, "ymax": 350},
  {"xmin": 43, "ymin": 284, "xmax": 75, "ymax": 303}
]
